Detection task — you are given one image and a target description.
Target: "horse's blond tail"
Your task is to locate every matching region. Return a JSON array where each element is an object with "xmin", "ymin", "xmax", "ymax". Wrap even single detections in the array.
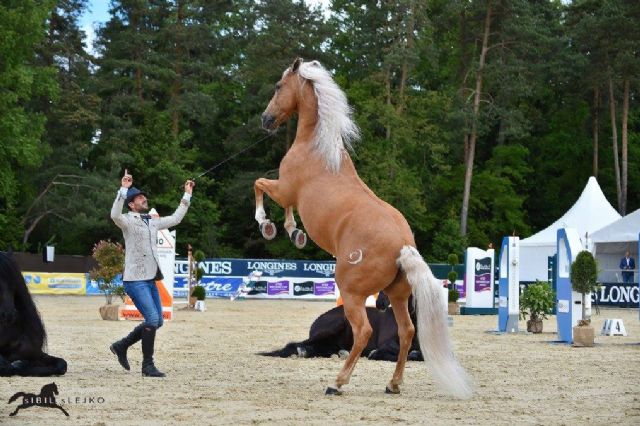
[{"xmin": 397, "ymin": 245, "xmax": 473, "ymax": 399}]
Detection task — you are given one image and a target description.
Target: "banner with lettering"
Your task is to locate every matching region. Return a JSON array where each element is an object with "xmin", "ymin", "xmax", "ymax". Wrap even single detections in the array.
[
  {"xmin": 173, "ymin": 259, "xmax": 337, "ymax": 300},
  {"xmin": 23, "ymin": 272, "xmax": 86, "ymax": 295}
]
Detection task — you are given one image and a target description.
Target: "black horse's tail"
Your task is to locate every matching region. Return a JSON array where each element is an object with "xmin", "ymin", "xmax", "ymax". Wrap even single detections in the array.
[
  {"xmin": 8, "ymin": 392, "xmax": 26, "ymax": 404},
  {"xmin": 257, "ymin": 342, "xmax": 302, "ymax": 358}
]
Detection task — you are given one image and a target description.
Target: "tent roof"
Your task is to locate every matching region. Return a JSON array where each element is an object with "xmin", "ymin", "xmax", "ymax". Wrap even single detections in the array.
[
  {"xmin": 591, "ymin": 208, "xmax": 640, "ymax": 244},
  {"xmin": 521, "ymin": 177, "xmax": 621, "ymax": 247}
]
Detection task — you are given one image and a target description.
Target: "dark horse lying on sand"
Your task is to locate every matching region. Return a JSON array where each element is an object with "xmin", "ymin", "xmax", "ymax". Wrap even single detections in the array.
[
  {"xmin": 0, "ymin": 252, "xmax": 67, "ymax": 377},
  {"xmin": 260, "ymin": 294, "xmax": 423, "ymax": 362}
]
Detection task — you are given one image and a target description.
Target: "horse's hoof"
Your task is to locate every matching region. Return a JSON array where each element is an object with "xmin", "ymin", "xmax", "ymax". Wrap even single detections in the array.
[
  {"xmin": 385, "ymin": 385, "xmax": 401, "ymax": 394},
  {"xmin": 259, "ymin": 221, "xmax": 277, "ymax": 240},
  {"xmin": 338, "ymin": 350, "xmax": 350, "ymax": 359},
  {"xmin": 290, "ymin": 229, "xmax": 307, "ymax": 249},
  {"xmin": 325, "ymin": 387, "xmax": 343, "ymax": 396}
]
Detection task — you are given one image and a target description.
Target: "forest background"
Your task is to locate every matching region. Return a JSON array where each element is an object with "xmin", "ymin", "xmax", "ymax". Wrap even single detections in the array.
[{"xmin": 1, "ymin": 0, "xmax": 638, "ymax": 262}]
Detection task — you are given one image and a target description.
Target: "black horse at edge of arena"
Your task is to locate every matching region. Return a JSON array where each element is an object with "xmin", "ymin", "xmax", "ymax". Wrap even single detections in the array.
[
  {"xmin": 0, "ymin": 252, "xmax": 67, "ymax": 377},
  {"xmin": 259, "ymin": 293, "xmax": 424, "ymax": 362}
]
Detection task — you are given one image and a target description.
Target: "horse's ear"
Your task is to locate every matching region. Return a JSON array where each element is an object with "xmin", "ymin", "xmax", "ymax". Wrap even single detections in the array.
[{"xmin": 292, "ymin": 57, "xmax": 303, "ymax": 73}]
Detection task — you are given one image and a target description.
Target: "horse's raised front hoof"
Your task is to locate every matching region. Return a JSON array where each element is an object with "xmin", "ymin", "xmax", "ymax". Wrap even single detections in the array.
[
  {"xmin": 290, "ymin": 229, "xmax": 307, "ymax": 249},
  {"xmin": 325, "ymin": 387, "xmax": 343, "ymax": 396},
  {"xmin": 385, "ymin": 384, "xmax": 401, "ymax": 394},
  {"xmin": 259, "ymin": 221, "xmax": 277, "ymax": 240}
]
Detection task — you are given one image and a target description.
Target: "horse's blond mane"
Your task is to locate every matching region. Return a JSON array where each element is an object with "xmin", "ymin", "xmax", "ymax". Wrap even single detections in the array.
[{"xmin": 294, "ymin": 60, "xmax": 360, "ymax": 173}]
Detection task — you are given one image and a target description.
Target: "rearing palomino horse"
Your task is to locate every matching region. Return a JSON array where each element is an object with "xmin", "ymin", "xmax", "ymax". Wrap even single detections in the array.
[{"xmin": 256, "ymin": 58, "xmax": 472, "ymax": 398}]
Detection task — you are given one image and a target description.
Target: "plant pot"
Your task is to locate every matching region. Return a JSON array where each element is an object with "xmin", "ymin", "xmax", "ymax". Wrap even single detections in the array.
[
  {"xmin": 573, "ymin": 325, "xmax": 595, "ymax": 347},
  {"xmin": 195, "ymin": 300, "xmax": 206, "ymax": 312},
  {"xmin": 447, "ymin": 302, "xmax": 458, "ymax": 315},
  {"xmin": 99, "ymin": 303, "xmax": 121, "ymax": 321},
  {"xmin": 527, "ymin": 318, "xmax": 543, "ymax": 333}
]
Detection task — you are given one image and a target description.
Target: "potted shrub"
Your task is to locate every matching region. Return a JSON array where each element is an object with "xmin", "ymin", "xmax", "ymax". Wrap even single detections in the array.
[
  {"xmin": 448, "ymin": 286, "xmax": 460, "ymax": 315},
  {"xmin": 89, "ymin": 240, "xmax": 125, "ymax": 321},
  {"xmin": 191, "ymin": 285, "xmax": 206, "ymax": 311},
  {"xmin": 571, "ymin": 251, "xmax": 598, "ymax": 347},
  {"xmin": 519, "ymin": 281, "xmax": 555, "ymax": 333},
  {"xmin": 189, "ymin": 250, "xmax": 206, "ymax": 307},
  {"xmin": 447, "ymin": 253, "xmax": 459, "ymax": 315}
]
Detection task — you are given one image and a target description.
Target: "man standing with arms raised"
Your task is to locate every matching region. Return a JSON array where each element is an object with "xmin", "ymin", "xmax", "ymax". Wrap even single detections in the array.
[{"xmin": 110, "ymin": 169, "xmax": 195, "ymax": 377}]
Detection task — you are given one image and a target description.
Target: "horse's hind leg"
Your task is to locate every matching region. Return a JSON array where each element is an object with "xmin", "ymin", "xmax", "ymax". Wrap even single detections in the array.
[
  {"xmin": 326, "ymin": 293, "xmax": 371, "ymax": 395},
  {"xmin": 384, "ymin": 282, "xmax": 414, "ymax": 394},
  {"xmin": 284, "ymin": 207, "xmax": 307, "ymax": 249}
]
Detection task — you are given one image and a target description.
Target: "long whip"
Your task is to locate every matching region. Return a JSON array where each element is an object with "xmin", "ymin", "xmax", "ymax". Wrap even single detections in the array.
[{"xmin": 191, "ymin": 130, "xmax": 277, "ymax": 181}]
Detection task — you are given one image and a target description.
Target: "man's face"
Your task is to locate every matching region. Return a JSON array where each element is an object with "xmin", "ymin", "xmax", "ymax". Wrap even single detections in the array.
[{"xmin": 128, "ymin": 194, "xmax": 149, "ymax": 213}]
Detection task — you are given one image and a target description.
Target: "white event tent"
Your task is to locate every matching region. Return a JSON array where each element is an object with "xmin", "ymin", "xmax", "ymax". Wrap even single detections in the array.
[
  {"xmin": 519, "ymin": 177, "xmax": 621, "ymax": 282},
  {"xmin": 590, "ymin": 208, "xmax": 640, "ymax": 283}
]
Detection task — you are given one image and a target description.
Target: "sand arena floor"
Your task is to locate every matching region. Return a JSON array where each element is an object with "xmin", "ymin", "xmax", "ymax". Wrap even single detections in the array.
[{"xmin": 1, "ymin": 296, "xmax": 639, "ymax": 425}]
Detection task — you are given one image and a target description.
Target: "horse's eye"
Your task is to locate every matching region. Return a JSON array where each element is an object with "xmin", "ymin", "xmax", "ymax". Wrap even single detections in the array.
[{"xmin": 275, "ymin": 83, "xmax": 282, "ymax": 91}]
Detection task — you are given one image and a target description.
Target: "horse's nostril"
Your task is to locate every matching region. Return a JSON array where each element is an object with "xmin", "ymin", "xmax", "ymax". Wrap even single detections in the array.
[{"xmin": 261, "ymin": 113, "xmax": 275, "ymax": 129}]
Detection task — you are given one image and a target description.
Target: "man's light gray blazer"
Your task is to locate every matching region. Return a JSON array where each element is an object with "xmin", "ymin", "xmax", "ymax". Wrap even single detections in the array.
[{"xmin": 111, "ymin": 190, "xmax": 190, "ymax": 281}]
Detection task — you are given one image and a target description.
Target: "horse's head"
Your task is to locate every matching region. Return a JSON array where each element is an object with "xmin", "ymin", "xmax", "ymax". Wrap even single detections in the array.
[
  {"xmin": 261, "ymin": 58, "xmax": 360, "ymax": 172},
  {"xmin": 261, "ymin": 57, "xmax": 305, "ymax": 131},
  {"xmin": 42, "ymin": 382, "xmax": 59, "ymax": 396}
]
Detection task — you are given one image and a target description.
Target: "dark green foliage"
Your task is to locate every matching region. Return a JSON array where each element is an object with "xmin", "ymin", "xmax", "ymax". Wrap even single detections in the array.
[
  {"xmin": 571, "ymin": 251, "xmax": 599, "ymax": 295},
  {"xmin": 2, "ymin": 0, "xmax": 640, "ymax": 261},
  {"xmin": 193, "ymin": 250, "xmax": 206, "ymax": 262},
  {"xmin": 195, "ymin": 267, "xmax": 205, "ymax": 283},
  {"xmin": 447, "ymin": 270, "xmax": 458, "ymax": 286},
  {"xmin": 519, "ymin": 281, "xmax": 555, "ymax": 321},
  {"xmin": 191, "ymin": 284, "xmax": 206, "ymax": 301},
  {"xmin": 448, "ymin": 288, "xmax": 460, "ymax": 303}
]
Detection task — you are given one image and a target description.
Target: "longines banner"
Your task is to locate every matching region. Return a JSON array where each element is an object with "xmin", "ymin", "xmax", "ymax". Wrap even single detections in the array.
[{"xmin": 173, "ymin": 259, "xmax": 337, "ymax": 300}]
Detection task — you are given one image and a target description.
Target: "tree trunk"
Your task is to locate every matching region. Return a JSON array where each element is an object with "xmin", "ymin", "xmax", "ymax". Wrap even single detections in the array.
[
  {"xmin": 131, "ymin": 11, "xmax": 144, "ymax": 101},
  {"xmin": 592, "ymin": 87, "xmax": 599, "ymax": 177},
  {"xmin": 459, "ymin": 7, "xmax": 471, "ymax": 165},
  {"xmin": 461, "ymin": 0, "xmax": 492, "ymax": 236},
  {"xmin": 608, "ymin": 75, "xmax": 621, "ymax": 212},
  {"xmin": 170, "ymin": 1, "xmax": 184, "ymax": 138},
  {"xmin": 396, "ymin": 0, "xmax": 415, "ymax": 116},
  {"xmin": 385, "ymin": 67, "xmax": 392, "ymax": 140},
  {"xmin": 621, "ymin": 78, "xmax": 629, "ymax": 215}
]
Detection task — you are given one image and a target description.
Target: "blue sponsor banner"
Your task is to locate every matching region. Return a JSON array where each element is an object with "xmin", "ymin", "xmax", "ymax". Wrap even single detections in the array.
[
  {"xmin": 86, "ymin": 273, "xmax": 123, "ymax": 295},
  {"xmin": 174, "ymin": 276, "xmax": 243, "ymax": 298},
  {"xmin": 595, "ymin": 283, "xmax": 639, "ymax": 307},
  {"xmin": 173, "ymin": 258, "xmax": 336, "ymax": 299},
  {"xmin": 174, "ymin": 258, "xmax": 335, "ymax": 279}
]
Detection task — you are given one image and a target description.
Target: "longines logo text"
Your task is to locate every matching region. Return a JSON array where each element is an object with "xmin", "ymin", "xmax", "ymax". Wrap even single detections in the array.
[{"xmin": 6, "ymin": 382, "xmax": 106, "ymax": 417}]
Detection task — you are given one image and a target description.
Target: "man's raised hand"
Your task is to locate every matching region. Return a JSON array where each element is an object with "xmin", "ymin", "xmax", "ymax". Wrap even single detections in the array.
[{"xmin": 122, "ymin": 169, "xmax": 133, "ymax": 188}]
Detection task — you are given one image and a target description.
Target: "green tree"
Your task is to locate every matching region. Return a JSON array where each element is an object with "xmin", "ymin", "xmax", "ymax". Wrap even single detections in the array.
[
  {"xmin": 0, "ymin": 0, "xmax": 58, "ymax": 249},
  {"xmin": 571, "ymin": 250, "xmax": 598, "ymax": 321}
]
